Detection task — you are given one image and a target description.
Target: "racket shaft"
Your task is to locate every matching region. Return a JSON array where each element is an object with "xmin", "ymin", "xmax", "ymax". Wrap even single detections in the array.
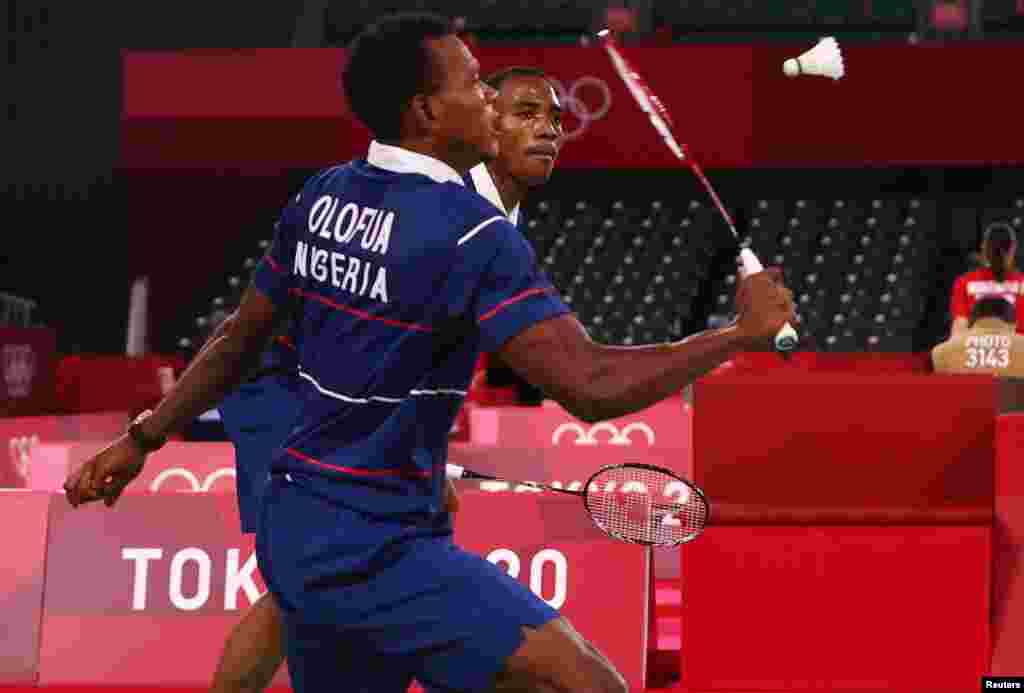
[
  {"xmin": 446, "ymin": 464, "xmax": 581, "ymax": 496},
  {"xmin": 685, "ymin": 158, "xmax": 739, "ymax": 236},
  {"xmin": 602, "ymin": 37, "xmax": 738, "ymax": 237}
]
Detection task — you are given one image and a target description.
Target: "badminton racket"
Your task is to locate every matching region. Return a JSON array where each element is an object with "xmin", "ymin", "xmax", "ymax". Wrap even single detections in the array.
[
  {"xmin": 447, "ymin": 462, "xmax": 709, "ymax": 547},
  {"xmin": 597, "ymin": 29, "xmax": 799, "ymax": 352}
]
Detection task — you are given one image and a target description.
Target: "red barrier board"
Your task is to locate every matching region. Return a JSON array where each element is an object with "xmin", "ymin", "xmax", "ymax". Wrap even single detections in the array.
[
  {"xmin": 25, "ymin": 441, "xmax": 238, "ymax": 495},
  {"xmin": 693, "ymin": 374, "xmax": 995, "ymax": 509},
  {"xmin": 456, "ymin": 492, "xmax": 649, "ymax": 691},
  {"xmin": 0, "ymin": 413, "xmax": 129, "ymax": 490},
  {"xmin": 37, "ymin": 494, "xmax": 281, "ymax": 687},
  {"xmin": 50, "ymin": 437, "xmax": 682, "ymax": 500},
  {"xmin": 468, "ymin": 398, "xmax": 691, "ymax": 467},
  {"xmin": 470, "ymin": 399, "xmax": 691, "ymax": 448},
  {"xmin": 0, "ymin": 412, "xmax": 129, "ymax": 446},
  {"xmin": 122, "ymin": 45, "xmax": 1024, "ymax": 168},
  {"xmin": 0, "ymin": 328, "xmax": 57, "ymax": 418},
  {"xmin": 992, "ymin": 413, "xmax": 1024, "ymax": 675},
  {"xmin": 719, "ymin": 351, "xmax": 932, "ymax": 374},
  {"xmin": 0, "ymin": 491, "xmax": 52, "ymax": 684},
  {"xmin": 37, "ymin": 491, "xmax": 648, "ymax": 690},
  {"xmin": 131, "ymin": 442, "xmax": 239, "ymax": 493},
  {"xmin": 681, "ymin": 524, "xmax": 991, "ymax": 692},
  {"xmin": 45, "ymin": 435, "xmax": 683, "ymax": 588},
  {"xmin": 131, "ymin": 435, "xmax": 684, "ymax": 589}
]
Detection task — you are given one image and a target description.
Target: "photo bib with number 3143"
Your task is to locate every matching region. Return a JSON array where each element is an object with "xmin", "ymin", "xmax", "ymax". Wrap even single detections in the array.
[{"xmin": 965, "ymin": 334, "xmax": 1012, "ymax": 368}]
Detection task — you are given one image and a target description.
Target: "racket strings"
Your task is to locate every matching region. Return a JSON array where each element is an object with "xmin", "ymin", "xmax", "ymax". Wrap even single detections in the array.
[{"xmin": 585, "ymin": 466, "xmax": 707, "ymax": 546}]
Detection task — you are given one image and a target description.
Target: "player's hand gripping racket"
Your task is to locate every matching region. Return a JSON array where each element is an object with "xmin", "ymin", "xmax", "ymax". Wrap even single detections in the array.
[
  {"xmin": 446, "ymin": 462, "xmax": 709, "ymax": 547},
  {"xmin": 597, "ymin": 30, "xmax": 799, "ymax": 352}
]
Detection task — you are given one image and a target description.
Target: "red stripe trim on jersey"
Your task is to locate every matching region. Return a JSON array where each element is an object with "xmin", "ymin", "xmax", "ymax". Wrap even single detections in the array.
[
  {"xmin": 478, "ymin": 287, "xmax": 554, "ymax": 323},
  {"xmin": 265, "ymin": 254, "xmax": 284, "ymax": 274},
  {"xmin": 285, "ymin": 448, "xmax": 432, "ymax": 479},
  {"xmin": 290, "ymin": 288, "xmax": 436, "ymax": 333}
]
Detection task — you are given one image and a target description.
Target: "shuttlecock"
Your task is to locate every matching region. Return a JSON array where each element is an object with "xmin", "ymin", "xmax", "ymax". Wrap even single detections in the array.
[{"xmin": 783, "ymin": 37, "xmax": 845, "ymax": 80}]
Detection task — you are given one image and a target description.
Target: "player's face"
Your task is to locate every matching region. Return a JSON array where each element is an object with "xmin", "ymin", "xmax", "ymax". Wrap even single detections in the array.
[
  {"xmin": 493, "ymin": 76, "xmax": 564, "ymax": 187},
  {"xmin": 426, "ymin": 36, "xmax": 499, "ymax": 167}
]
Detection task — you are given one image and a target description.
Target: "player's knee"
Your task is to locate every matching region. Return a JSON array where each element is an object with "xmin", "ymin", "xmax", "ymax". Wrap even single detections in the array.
[
  {"xmin": 557, "ymin": 623, "xmax": 626, "ymax": 693},
  {"xmin": 503, "ymin": 618, "xmax": 626, "ymax": 693},
  {"xmin": 578, "ymin": 651, "xmax": 627, "ymax": 693}
]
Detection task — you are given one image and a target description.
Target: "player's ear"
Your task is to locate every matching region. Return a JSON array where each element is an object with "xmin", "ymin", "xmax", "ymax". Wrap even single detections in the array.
[{"xmin": 410, "ymin": 94, "xmax": 440, "ymax": 132}]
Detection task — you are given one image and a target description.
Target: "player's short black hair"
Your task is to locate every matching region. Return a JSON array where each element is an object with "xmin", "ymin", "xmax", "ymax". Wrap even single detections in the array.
[
  {"xmin": 970, "ymin": 296, "xmax": 1015, "ymax": 326},
  {"xmin": 484, "ymin": 66, "xmax": 553, "ymax": 92},
  {"xmin": 343, "ymin": 13, "xmax": 454, "ymax": 142}
]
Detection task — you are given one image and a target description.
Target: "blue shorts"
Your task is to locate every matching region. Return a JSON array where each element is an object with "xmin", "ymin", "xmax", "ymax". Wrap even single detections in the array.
[{"xmin": 256, "ymin": 473, "xmax": 559, "ymax": 693}]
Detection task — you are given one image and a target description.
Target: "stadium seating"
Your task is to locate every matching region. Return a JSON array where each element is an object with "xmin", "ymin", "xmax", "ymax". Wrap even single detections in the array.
[
  {"xmin": 176, "ymin": 194, "xmax": 1024, "ymax": 360},
  {"xmin": 735, "ymin": 197, "xmax": 938, "ymax": 352}
]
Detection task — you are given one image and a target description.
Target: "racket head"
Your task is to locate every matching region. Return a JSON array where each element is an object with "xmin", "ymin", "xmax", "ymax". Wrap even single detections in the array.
[{"xmin": 582, "ymin": 462, "xmax": 710, "ymax": 547}]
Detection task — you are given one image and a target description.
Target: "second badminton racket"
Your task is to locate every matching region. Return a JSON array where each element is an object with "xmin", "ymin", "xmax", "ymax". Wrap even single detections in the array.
[{"xmin": 447, "ymin": 462, "xmax": 709, "ymax": 547}]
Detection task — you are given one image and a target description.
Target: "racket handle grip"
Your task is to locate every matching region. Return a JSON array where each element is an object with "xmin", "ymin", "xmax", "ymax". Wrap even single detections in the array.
[
  {"xmin": 737, "ymin": 248, "xmax": 799, "ymax": 352},
  {"xmin": 445, "ymin": 464, "xmax": 465, "ymax": 480},
  {"xmin": 738, "ymin": 247, "xmax": 765, "ymax": 276}
]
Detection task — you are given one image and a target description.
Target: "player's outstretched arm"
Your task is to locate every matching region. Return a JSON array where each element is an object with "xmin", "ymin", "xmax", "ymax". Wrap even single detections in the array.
[
  {"xmin": 141, "ymin": 287, "xmax": 280, "ymax": 440},
  {"xmin": 63, "ymin": 287, "xmax": 280, "ymax": 507},
  {"xmin": 498, "ymin": 271, "xmax": 794, "ymax": 423}
]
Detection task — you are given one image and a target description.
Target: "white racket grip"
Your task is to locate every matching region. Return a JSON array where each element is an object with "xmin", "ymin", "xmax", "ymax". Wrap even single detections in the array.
[
  {"xmin": 738, "ymin": 247, "xmax": 763, "ymax": 277},
  {"xmin": 737, "ymin": 248, "xmax": 799, "ymax": 352},
  {"xmin": 446, "ymin": 464, "xmax": 465, "ymax": 480}
]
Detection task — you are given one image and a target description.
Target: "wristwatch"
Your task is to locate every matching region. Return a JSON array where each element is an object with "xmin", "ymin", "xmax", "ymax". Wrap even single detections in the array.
[{"xmin": 127, "ymin": 410, "xmax": 167, "ymax": 454}]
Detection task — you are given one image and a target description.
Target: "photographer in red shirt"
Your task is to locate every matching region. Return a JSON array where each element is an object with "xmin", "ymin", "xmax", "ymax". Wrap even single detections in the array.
[{"xmin": 950, "ymin": 222, "xmax": 1024, "ymax": 336}]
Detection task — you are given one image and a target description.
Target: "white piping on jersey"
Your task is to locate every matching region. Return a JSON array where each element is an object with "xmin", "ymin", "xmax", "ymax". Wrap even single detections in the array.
[
  {"xmin": 458, "ymin": 216, "xmax": 505, "ymax": 246},
  {"xmin": 299, "ymin": 370, "xmax": 466, "ymax": 404},
  {"xmin": 410, "ymin": 388, "xmax": 468, "ymax": 396},
  {"xmin": 468, "ymin": 163, "xmax": 520, "ymax": 225}
]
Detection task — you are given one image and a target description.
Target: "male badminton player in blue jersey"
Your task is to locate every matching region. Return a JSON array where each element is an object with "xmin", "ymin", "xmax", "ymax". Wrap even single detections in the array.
[
  {"xmin": 207, "ymin": 64, "xmax": 562, "ymax": 693},
  {"xmin": 209, "ymin": 324, "xmax": 297, "ymax": 693},
  {"xmin": 206, "ymin": 322, "xmax": 459, "ymax": 693},
  {"xmin": 66, "ymin": 13, "xmax": 795, "ymax": 692},
  {"xmin": 465, "ymin": 67, "xmax": 563, "ymax": 225},
  {"xmin": 128, "ymin": 315, "xmax": 303, "ymax": 693}
]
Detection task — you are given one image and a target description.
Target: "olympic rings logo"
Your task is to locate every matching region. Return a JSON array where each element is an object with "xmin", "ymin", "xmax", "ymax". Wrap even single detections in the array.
[
  {"xmin": 149, "ymin": 467, "xmax": 236, "ymax": 493},
  {"xmin": 546, "ymin": 76, "xmax": 612, "ymax": 141},
  {"xmin": 551, "ymin": 422, "xmax": 655, "ymax": 446}
]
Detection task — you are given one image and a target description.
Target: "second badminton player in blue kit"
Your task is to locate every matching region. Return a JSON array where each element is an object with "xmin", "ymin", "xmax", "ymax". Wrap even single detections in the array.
[
  {"xmin": 210, "ymin": 327, "xmax": 298, "ymax": 692},
  {"xmin": 65, "ymin": 12, "xmax": 795, "ymax": 692}
]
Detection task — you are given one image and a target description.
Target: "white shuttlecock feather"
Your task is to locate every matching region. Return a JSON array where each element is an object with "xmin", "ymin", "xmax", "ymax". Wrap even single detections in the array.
[{"xmin": 783, "ymin": 37, "xmax": 845, "ymax": 80}]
